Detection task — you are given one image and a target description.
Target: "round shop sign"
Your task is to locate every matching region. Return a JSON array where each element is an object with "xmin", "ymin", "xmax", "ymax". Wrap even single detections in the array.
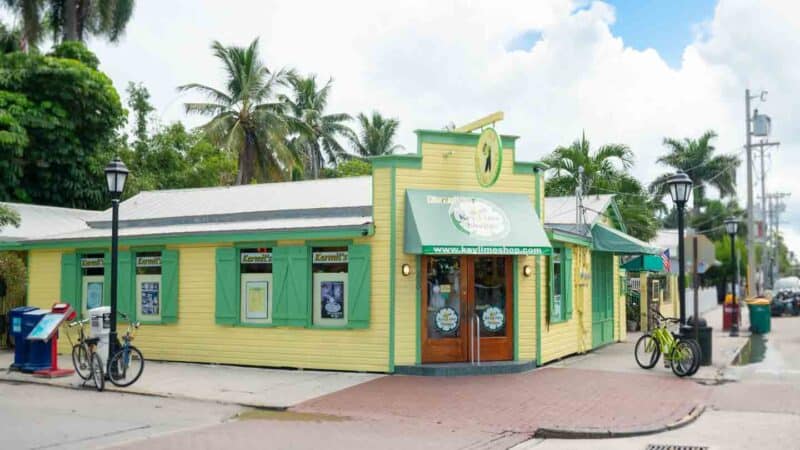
[
  {"xmin": 475, "ymin": 127, "xmax": 503, "ymax": 187},
  {"xmin": 448, "ymin": 197, "xmax": 510, "ymax": 241},
  {"xmin": 482, "ymin": 306, "xmax": 505, "ymax": 332},
  {"xmin": 435, "ymin": 306, "xmax": 459, "ymax": 333}
]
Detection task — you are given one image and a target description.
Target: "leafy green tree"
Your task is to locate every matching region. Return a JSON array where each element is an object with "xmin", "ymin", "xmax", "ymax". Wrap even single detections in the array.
[
  {"xmin": 0, "ymin": 42, "xmax": 125, "ymax": 209},
  {"xmin": 349, "ymin": 111, "xmax": 403, "ymax": 158},
  {"xmin": 283, "ymin": 74, "xmax": 352, "ymax": 178},
  {"xmin": 180, "ymin": 38, "xmax": 295, "ymax": 184},
  {"xmin": 541, "ymin": 133, "xmax": 659, "ymax": 241},
  {"xmin": 649, "ymin": 131, "xmax": 740, "ymax": 212},
  {"xmin": 126, "ymin": 81, "xmax": 153, "ymax": 154},
  {"xmin": 2, "ymin": 0, "xmax": 135, "ymax": 47},
  {"xmin": 326, "ymin": 158, "xmax": 371, "ymax": 178}
]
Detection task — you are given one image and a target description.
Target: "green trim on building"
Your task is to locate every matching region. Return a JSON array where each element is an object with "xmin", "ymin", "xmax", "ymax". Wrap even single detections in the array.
[
  {"xmin": 388, "ymin": 167, "xmax": 397, "ymax": 372},
  {"xmin": 548, "ymin": 230, "xmax": 592, "ymax": 247},
  {"xmin": 415, "ymin": 254, "xmax": 421, "ymax": 364},
  {"xmin": 513, "ymin": 161, "xmax": 549, "ymax": 175},
  {"xmin": 414, "ymin": 129, "xmax": 518, "ymax": 150},
  {"xmin": 370, "ymin": 154, "xmax": 423, "ymax": 170},
  {"xmin": 535, "ymin": 255, "xmax": 542, "ymax": 365},
  {"xmin": 513, "ymin": 257, "xmax": 519, "ymax": 360},
  {"xmin": 0, "ymin": 226, "xmax": 374, "ymax": 251}
]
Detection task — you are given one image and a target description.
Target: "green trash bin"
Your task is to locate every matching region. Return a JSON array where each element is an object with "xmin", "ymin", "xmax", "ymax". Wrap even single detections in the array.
[{"xmin": 748, "ymin": 301, "xmax": 771, "ymax": 334}]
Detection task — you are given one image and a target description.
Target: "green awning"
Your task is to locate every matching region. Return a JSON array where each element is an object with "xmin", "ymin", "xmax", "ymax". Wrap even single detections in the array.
[
  {"xmin": 404, "ymin": 189, "xmax": 551, "ymax": 255},
  {"xmin": 591, "ymin": 223, "xmax": 660, "ymax": 254},
  {"xmin": 621, "ymin": 254, "xmax": 664, "ymax": 272}
]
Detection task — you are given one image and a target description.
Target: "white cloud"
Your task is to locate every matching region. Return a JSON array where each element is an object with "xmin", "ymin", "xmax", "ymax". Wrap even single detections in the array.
[{"xmin": 89, "ymin": 0, "xmax": 800, "ymax": 249}]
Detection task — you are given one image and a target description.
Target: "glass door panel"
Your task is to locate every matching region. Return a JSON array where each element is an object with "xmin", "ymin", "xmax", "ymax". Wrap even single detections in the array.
[
  {"xmin": 426, "ymin": 256, "xmax": 462, "ymax": 339},
  {"xmin": 473, "ymin": 256, "xmax": 508, "ymax": 337}
]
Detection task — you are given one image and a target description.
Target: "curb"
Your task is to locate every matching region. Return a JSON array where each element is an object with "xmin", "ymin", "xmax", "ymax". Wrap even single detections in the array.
[
  {"xmin": 0, "ymin": 374, "xmax": 289, "ymax": 411},
  {"xmin": 532, "ymin": 404, "xmax": 706, "ymax": 439}
]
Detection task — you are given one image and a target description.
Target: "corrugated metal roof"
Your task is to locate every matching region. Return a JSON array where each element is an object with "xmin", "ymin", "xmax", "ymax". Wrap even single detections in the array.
[
  {"xmin": 0, "ymin": 202, "xmax": 99, "ymax": 241},
  {"xmin": 544, "ymin": 194, "xmax": 615, "ymax": 226},
  {"xmin": 92, "ymin": 176, "xmax": 373, "ymax": 223}
]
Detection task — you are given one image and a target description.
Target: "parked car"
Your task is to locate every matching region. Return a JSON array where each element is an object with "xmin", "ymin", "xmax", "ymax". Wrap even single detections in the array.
[{"xmin": 772, "ymin": 277, "xmax": 800, "ymax": 316}]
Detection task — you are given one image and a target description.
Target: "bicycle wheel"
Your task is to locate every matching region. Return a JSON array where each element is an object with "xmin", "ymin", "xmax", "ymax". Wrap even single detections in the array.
[
  {"xmin": 684, "ymin": 338, "xmax": 702, "ymax": 376},
  {"xmin": 670, "ymin": 339, "xmax": 698, "ymax": 377},
  {"xmin": 635, "ymin": 333, "xmax": 660, "ymax": 369},
  {"xmin": 108, "ymin": 345, "xmax": 144, "ymax": 387},
  {"xmin": 90, "ymin": 352, "xmax": 105, "ymax": 392},
  {"xmin": 72, "ymin": 344, "xmax": 91, "ymax": 380}
]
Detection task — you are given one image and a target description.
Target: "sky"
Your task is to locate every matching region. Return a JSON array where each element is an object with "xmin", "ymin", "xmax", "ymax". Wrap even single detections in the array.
[{"xmin": 68, "ymin": 1, "xmax": 800, "ymax": 251}]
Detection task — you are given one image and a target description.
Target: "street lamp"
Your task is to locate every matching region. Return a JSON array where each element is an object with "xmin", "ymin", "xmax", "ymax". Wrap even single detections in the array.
[
  {"xmin": 667, "ymin": 171, "xmax": 693, "ymax": 325},
  {"xmin": 725, "ymin": 217, "xmax": 740, "ymax": 337},
  {"xmin": 104, "ymin": 156, "xmax": 128, "ymax": 364}
]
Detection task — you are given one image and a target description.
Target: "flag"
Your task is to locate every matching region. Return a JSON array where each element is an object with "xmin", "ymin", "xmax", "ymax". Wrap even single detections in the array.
[{"xmin": 661, "ymin": 249, "xmax": 671, "ymax": 272}]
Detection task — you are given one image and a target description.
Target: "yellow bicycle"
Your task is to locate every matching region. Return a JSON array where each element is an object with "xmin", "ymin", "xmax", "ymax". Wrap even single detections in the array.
[{"xmin": 634, "ymin": 308, "xmax": 700, "ymax": 377}]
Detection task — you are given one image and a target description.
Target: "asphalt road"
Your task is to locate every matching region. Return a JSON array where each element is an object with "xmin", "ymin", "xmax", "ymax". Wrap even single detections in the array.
[{"xmin": 0, "ymin": 383, "xmax": 239, "ymax": 450}]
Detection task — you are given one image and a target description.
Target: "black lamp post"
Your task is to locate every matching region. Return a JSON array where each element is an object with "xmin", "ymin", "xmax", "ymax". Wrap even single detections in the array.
[
  {"xmin": 104, "ymin": 156, "xmax": 128, "ymax": 364},
  {"xmin": 667, "ymin": 171, "xmax": 693, "ymax": 325},
  {"xmin": 725, "ymin": 217, "xmax": 740, "ymax": 337}
]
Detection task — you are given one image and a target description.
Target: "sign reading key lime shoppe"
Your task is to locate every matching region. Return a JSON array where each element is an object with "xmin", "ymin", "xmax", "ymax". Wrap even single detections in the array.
[{"xmin": 404, "ymin": 189, "xmax": 552, "ymax": 256}]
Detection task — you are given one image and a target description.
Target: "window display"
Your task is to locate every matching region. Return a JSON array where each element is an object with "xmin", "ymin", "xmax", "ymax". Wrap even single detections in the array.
[
  {"xmin": 240, "ymin": 248, "xmax": 272, "ymax": 324},
  {"xmin": 312, "ymin": 248, "xmax": 348, "ymax": 326},
  {"xmin": 136, "ymin": 251, "xmax": 162, "ymax": 321},
  {"xmin": 80, "ymin": 253, "xmax": 104, "ymax": 317}
]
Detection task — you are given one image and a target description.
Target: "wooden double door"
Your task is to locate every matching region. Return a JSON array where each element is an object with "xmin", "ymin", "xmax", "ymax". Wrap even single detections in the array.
[{"xmin": 421, "ymin": 255, "xmax": 514, "ymax": 363}]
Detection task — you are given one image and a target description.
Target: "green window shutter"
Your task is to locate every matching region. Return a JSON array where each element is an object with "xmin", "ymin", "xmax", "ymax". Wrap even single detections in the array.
[
  {"xmin": 161, "ymin": 249, "xmax": 179, "ymax": 324},
  {"xmin": 118, "ymin": 251, "xmax": 135, "ymax": 321},
  {"xmin": 347, "ymin": 244, "xmax": 371, "ymax": 329},
  {"xmin": 548, "ymin": 255, "xmax": 555, "ymax": 323},
  {"xmin": 215, "ymin": 247, "xmax": 238, "ymax": 325},
  {"xmin": 60, "ymin": 252, "xmax": 79, "ymax": 318},
  {"xmin": 102, "ymin": 251, "xmax": 110, "ymax": 306},
  {"xmin": 564, "ymin": 247, "xmax": 574, "ymax": 320},
  {"xmin": 273, "ymin": 246, "xmax": 310, "ymax": 327}
]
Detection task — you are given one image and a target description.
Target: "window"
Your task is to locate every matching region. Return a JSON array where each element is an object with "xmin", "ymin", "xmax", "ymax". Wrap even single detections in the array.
[
  {"xmin": 240, "ymin": 248, "xmax": 273, "ymax": 324},
  {"xmin": 549, "ymin": 246, "xmax": 573, "ymax": 323},
  {"xmin": 136, "ymin": 252, "xmax": 162, "ymax": 322},
  {"xmin": 80, "ymin": 253, "xmax": 105, "ymax": 318},
  {"xmin": 312, "ymin": 247, "xmax": 348, "ymax": 327}
]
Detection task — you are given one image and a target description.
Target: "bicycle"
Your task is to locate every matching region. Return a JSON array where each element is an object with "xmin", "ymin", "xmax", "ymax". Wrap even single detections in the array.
[
  {"xmin": 107, "ymin": 312, "xmax": 144, "ymax": 387},
  {"xmin": 67, "ymin": 318, "xmax": 104, "ymax": 391},
  {"xmin": 634, "ymin": 308, "xmax": 700, "ymax": 377}
]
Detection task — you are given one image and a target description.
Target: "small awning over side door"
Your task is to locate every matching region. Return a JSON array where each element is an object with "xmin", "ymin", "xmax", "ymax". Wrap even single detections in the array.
[
  {"xmin": 591, "ymin": 223, "xmax": 660, "ymax": 254},
  {"xmin": 404, "ymin": 189, "xmax": 552, "ymax": 256}
]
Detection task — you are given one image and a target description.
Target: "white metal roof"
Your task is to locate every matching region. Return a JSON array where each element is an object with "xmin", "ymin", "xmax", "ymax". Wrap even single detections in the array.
[
  {"xmin": 544, "ymin": 194, "xmax": 615, "ymax": 226},
  {"xmin": 0, "ymin": 202, "xmax": 99, "ymax": 241},
  {"xmin": 92, "ymin": 176, "xmax": 372, "ymax": 224},
  {"xmin": 2, "ymin": 176, "xmax": 374, "ymax": 244}
]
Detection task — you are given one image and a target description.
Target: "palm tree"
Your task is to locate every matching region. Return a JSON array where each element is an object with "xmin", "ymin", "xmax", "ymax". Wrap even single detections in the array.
[
  {"xmin": 349, "ymin": 111, "xmax": 403, "ymax": 158},
  {"xmin": 649, "ymin": 130, "xmax": 740, "ymax": 212},
  {"xmin": 179, "ymin": 38, "xmax": 295, "ymax": 185},
  {"xmin": 541, "ymin": 132, "xmax": 634, "ymax": 197},
  {"xmin": 2, "ymin": 0, "xmax": 134, "ymax": 48},
  {"xmin": 283, "ymin": 74, "xmax": 353, "ymax": 179}
]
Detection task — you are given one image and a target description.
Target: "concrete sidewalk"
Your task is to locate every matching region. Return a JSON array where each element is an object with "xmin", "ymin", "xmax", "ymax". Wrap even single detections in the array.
[{"xmin": 0, "ymin": 351, "xmax": 382, "ymax": 409}]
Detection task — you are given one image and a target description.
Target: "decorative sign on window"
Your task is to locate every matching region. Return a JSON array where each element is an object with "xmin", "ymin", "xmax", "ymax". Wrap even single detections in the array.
[
  {"xmin": 245, "ymin": 280, "xmax": 269, "ymax": 319},
  {"xmin": 86, "ymin": 281, "xmax": 103, "ymax": 309},
  {"xmin": 313, "ymin": 251, "xmax": 348, "ymax": 264},
  {"xmin": 241, "ymin": 252, "xmax": 273, "ymax": 264},
  {"xmin": 482, "ymin": 306, "xmax": 505, "ymax": 332},
  {"xmin": 435, "ymin": 306, "xmax": 459, "ymax": 333},
  {"xmin": 136, "ymin": 256, "xmax": 162, "ymax": 267},
  {"xmin": 320, "ymin": 281, "xmax": 345, "ymax": 319},
  {"xmin": 140, "ymin": 282, "xmax": 160, "ymax": 315},
  {"xmin": 80, "ymin": 257, "xmax": 104, "ymax": 268}
]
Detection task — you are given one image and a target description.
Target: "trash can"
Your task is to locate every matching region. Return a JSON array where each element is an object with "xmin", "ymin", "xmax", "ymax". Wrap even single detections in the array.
[
  {"xmin": 9, "ymin": 306, "xmax": 36, "ymax": 370},
  {"xmin": 21, "ymin": 309, "xmax": 51, "ymax": 372},
  {"xmin": 747, "ymin": 298, "xmax": 771, "ymax": 334},
  {"xmin": 682, "ymin": 317, "xmax": 713, "ymax": 366},
  {"xmin": 89, "ymin": 306, "xmax": 112, "ymax": 366}
]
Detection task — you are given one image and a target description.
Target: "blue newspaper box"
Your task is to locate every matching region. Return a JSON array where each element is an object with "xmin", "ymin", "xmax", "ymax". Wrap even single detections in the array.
[
  {"xmin": 9, "ymin": 306, "xmax": 37, "ymax": 370},
  {"xmin": 22, "ymin": 309, "xmax": 51, "ymax": 372}
]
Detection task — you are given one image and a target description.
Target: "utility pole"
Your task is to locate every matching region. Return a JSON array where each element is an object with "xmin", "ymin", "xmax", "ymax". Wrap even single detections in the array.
[
  {"xmin": 755, "ymin": 140, "xmax": 780, "ymax": 288},
  {"xmin": 764, "ymin": 192, "xmax": 790, "ymax": 288},
  {"xmin": 745, "ymin": 89, "xmax": 769, "ymax": 297}
]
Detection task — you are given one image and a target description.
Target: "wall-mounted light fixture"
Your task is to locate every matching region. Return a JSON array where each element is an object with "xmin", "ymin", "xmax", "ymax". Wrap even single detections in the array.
[
  {"xmin": 523, "ymin": 265, "xmax": 532, "ymax": 277},
  {"xmin": 401, "ymin": 263, "xmax": 411, "ymax": 276}
]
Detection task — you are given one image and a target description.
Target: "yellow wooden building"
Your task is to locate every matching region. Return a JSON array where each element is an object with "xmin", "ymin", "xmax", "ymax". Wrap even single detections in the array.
[{"xmin": 1, "ymin": 114, "xmax": 659, "ymax": 374}]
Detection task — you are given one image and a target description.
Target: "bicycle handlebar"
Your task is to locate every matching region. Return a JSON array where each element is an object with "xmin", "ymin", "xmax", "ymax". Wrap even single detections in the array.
[
  {"xmin": 649, "ymin": 306, "xmax": 680, "ymax": 324},
  {"xmin": 68, "ymin": 318, "xmax": 90, "ymax": 327}
]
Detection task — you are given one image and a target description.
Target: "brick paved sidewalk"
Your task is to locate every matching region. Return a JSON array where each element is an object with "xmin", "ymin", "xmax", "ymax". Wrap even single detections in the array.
[{"xmin": 294, "ymin": 367, "xmax": 711, "ymax": 436}]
